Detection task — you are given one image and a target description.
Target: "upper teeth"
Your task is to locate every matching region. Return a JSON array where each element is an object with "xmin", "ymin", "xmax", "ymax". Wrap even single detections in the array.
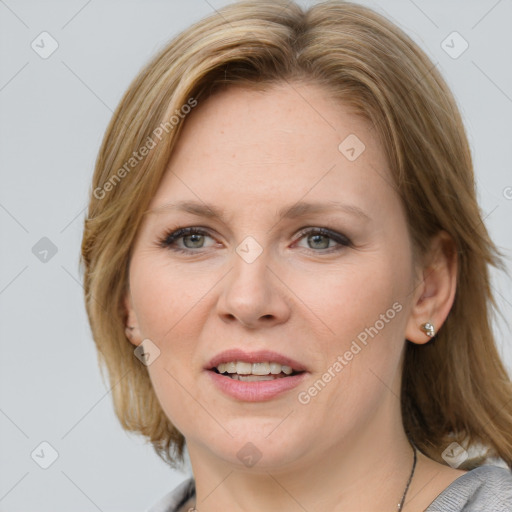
[{"xmin": 216, "ymin": 361, "xmax": 294, "ymax": 375}]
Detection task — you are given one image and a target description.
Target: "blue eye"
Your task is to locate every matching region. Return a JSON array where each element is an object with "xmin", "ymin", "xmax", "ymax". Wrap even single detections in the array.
[
  {"xmin": 158, "ymin": 226, "xmax": 351, "ymax": 254},
  {"xmin": 295, "ymin": 228, "xmax": 351, "ymax": 252},
  {"xmin": 158, "ymin": 227, "xmax": 216, "ymax": 252}
]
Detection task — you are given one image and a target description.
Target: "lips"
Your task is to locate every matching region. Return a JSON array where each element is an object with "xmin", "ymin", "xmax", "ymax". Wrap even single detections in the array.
[{"xmin": 205, "ymin": 349, "xmax": 308, "ymax": 402}]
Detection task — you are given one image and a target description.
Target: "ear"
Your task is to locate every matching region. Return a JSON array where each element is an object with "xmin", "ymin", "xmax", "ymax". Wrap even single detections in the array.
[
  {"xmin": 123, "ymin": 290, "xmax": 143, "ymax": 347},
  {"xmin": 405, "ymin": 231, "xmax": 458, "ymax": 344}
]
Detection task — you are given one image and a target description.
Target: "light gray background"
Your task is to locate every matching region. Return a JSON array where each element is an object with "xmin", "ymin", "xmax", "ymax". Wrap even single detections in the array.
[{"xmin": 0, "ymin": 0, "xmax": 511, "ymax": 510}]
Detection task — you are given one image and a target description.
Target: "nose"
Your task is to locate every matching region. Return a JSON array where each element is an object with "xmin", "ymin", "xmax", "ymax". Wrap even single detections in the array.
[{"xmin": 216, "ymin": 252, "xmax": 291, "ymax": 329}]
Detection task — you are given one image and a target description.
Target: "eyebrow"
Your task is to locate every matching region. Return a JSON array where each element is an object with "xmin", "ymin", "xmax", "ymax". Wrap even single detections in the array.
[{"xmin": 145, "ymin": 199, "xmax": 371, "ymax": 222}]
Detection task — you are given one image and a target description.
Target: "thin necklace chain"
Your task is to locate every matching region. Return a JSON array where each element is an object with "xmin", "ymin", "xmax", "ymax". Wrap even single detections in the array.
[
  {"xmin": 189, "ymin": 444, "xmax": 418, "ymax": 512},
  {"xmin": 398, "ymin": 444, "xmax": 418, "ymax": 511}
]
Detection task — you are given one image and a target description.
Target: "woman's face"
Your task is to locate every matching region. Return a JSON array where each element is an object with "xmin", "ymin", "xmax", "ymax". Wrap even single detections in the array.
[{"xmin": 125, "ymin": 82, "xmax": 420, "ymax": 470}]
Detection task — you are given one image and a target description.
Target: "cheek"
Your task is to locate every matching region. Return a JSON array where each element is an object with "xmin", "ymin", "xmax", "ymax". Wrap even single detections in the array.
[
  {"xmin": 130, "ymin": 256, "xmax": 212, "ymax": 340},
  {"xmin": 145, "ymin": 358, "xmax": 193, "ymax": 434},
  {"xmin": 292, "ymin": 252, "xmax": 411, "ymax": 403},
  {"xmin": 290, "ymin": 252, "xmax": 410, "ymax": 348},
  {"xmin": 129, "ymin": 257, "xmax": 216, "ymax": 430}
]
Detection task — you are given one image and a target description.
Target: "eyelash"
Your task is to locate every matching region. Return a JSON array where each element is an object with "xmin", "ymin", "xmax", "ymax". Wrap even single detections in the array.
[{"xmin": 157, "ymin": 226, "xmax": 352, "ymax": 255}]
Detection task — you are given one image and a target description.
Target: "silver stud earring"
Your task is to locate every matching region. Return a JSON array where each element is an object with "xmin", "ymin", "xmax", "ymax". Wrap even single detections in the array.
[{"xmin": 420, "ymin": 322, "xmax": 435, "ymax": 337}]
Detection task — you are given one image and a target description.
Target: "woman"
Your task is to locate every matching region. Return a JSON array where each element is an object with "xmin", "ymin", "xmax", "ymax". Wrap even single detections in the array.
[{"xmin": 80, "ymin": 1, "xmax": 512, "ymax": 510}]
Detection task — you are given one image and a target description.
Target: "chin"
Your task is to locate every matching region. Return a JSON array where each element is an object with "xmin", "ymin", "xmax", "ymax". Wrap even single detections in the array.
[{"xmin": 191, "ymin": 422, "xmax": 312, "ymax": 472}]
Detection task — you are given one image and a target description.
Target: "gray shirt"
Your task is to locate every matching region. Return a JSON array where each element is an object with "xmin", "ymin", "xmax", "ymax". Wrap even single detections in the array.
[{"xmin": 147, "ymin": 465, "xmax": 512, "ymax": 512}]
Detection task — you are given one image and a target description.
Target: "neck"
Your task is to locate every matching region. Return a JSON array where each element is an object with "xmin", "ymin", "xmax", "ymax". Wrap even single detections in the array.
[{"xmin": 187, "ymin": 408, "xmax": 417, "ymax": 511}]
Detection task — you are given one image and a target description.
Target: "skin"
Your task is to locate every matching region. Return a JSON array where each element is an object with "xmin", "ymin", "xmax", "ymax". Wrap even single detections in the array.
[{"xmin": 124, "ymin": 82, "xmax": 464, "ymax": 511}]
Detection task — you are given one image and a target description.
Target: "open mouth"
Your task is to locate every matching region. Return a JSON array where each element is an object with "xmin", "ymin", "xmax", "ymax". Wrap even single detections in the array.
[
  {"xmin": 210, "ymin": 361, "xmax": 304, "ymax": 382},
  {"xmin": 206, "ymin": 354, "xmax": 308, "ymax": 401}
]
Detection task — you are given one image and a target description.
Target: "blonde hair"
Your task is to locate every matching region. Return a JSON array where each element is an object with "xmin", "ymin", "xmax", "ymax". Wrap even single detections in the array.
[{"xmin": 80, "ymin": 0, "xmax": 512, "ymax": 469}]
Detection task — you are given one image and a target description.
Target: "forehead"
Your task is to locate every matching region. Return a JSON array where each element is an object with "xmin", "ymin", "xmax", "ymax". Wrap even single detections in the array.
[{"xmin": 148, "ymin": 82, "xmax": 396, "ymax": 218}]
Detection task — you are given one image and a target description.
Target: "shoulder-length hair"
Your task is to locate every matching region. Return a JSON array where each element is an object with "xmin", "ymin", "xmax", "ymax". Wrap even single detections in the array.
[{"xmin": 80, "ymin": 0, "xmax": 512, "ymax": 469}]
